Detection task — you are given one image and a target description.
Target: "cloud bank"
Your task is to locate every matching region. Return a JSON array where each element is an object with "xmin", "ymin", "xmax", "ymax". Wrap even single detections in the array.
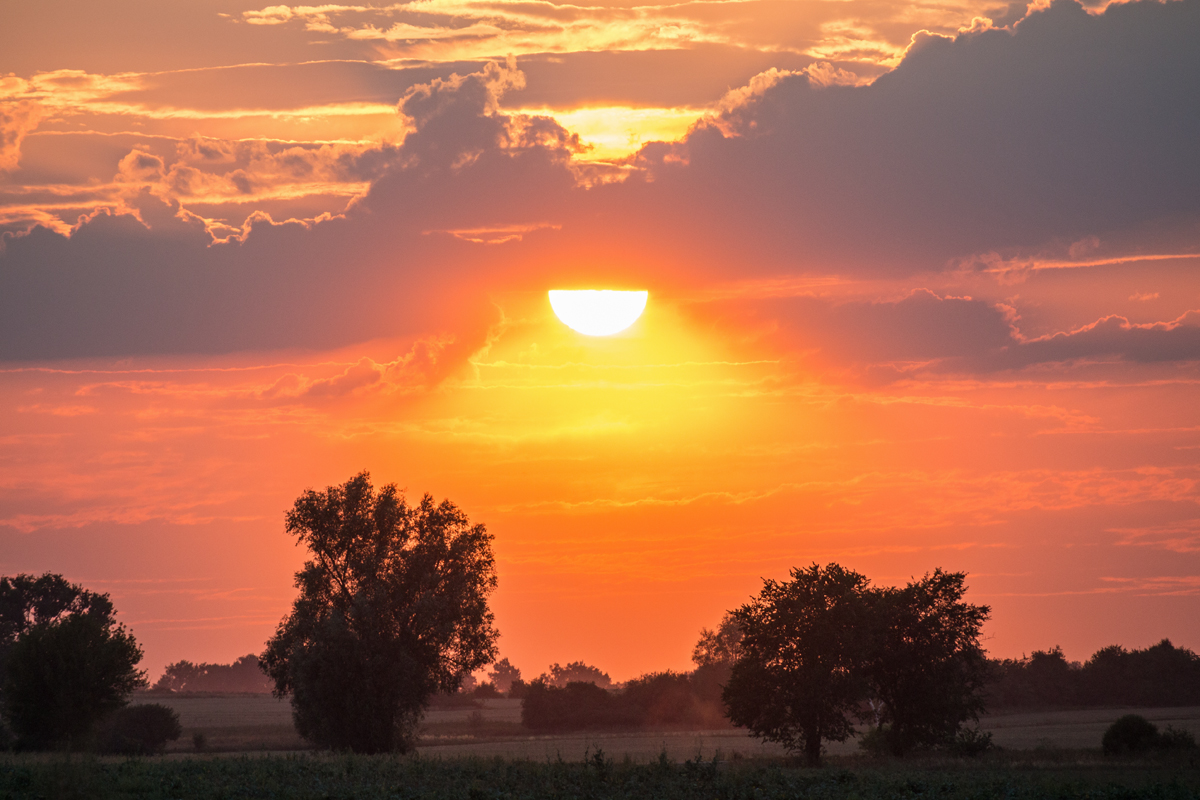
[{"xmin": 1, "ymin": 0, "xmax": 1198, "ymax": 370}]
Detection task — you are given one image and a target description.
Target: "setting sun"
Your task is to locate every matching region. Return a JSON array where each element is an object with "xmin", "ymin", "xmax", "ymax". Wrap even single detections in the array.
[{"xmin": 548, "ymin": 290, "xmax": 649, "ymax": 336}]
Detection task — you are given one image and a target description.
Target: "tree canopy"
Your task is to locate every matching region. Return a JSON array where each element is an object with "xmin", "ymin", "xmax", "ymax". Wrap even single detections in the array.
[
  {"xmin": 724, "ymin": 564, "xmax": 873, "ymax": 765},
  {"xmin": 865, "ymin": 570, "xmax": 990, "ymax": 755},
  {"xmin": 0, "ymin": 573, "xmax": 145, "ymax": 750},
  {"xmin": 722, "ymin": 563, "xmax": 990, "ymax": 764},
  {"xmin": 261, "ymin": 471, "xmax": 499, "ymax": 753}
]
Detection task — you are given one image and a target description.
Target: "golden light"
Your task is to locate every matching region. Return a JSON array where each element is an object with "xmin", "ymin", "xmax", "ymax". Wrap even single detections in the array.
[{"xmin": 548, "ymin": 290, "xmax": 649, "ymax": 336}]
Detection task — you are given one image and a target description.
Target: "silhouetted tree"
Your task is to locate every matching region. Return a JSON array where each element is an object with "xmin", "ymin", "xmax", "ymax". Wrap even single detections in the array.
[
  {"xmin": 521, "ymin": 680, "xmax": 639, "ymax": 731},
  {"xmin": 152, "ymin": 654, "xmax": 272, "ymax": 693},
  {"xmin": 986, "ymin": 639, "xmax": 1200, "ymax": 710},
  {"xmin": 539, "ymin": 661, "xmax": 612, "ymax": 689},
  {"xmin": 723, "ymin": 563, "xmax": 873, "ymax": 766},
  {"xmin": 0, "ymin": 573, "xmax": 116, "ymax": 661},
  {"xmin": 692, "ymin": 612, "xmax": 743, "ymax": 707},
  {"xmin": 488, "ymin": 657, "xmax": 522, "ymax": 694},
  {"xmin": 863, "ymin": 570, "xmax": 991, "ymax": 755},
  {"xmin": 622, "ymin": 671, "xmax": 699, "ymax": 726},
  {"xmin": 261, "ymin": 472, "xmax": 499, "ymax": 753},
  {"xmin": 0, "ymin": 578, "xmax": 145, "ymax": 750},
  {"xmin": 692, "ymin": 612, "xmax": 743, "ymax": 668}
]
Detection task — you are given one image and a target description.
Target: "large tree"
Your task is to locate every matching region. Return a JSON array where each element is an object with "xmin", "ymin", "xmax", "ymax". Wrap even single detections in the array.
[
  {"xmin": 0, "ymin": 574, "xmax": 145, "ymax": 750},
  {"xmin": 261, "ymin": 472, "xmax": 499, "ymax": 753},
  {"xmin": 864, "ymin": 570, "xmax": 990, "ymax": 755},
  {"xmin": 723, "ymin": 563, "xmax": 873, "ymax": 766}
]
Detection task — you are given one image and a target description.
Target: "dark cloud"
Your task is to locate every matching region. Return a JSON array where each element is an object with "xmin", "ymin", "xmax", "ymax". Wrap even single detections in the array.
[
  {"xmin": 728, "ymin": 292, "xmax": 1200, "ymax": 373},
  {"xmin": 609, "ymin": 0, "xmax": 1200, "ymax": 275},
  {"xmin": 2, "ymin": 0, "xmax": 1198, "ymax": 363}
]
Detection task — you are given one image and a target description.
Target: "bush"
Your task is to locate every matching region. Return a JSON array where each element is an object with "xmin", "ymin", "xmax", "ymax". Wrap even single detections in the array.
[
  {"xmin": 1158, "ymin": 725, "xmax": 1198, "ymax": 752},
  {"xmin": 94, "ymin": 704, "xmax": 182, "ymax": 755},
  {"xmin": 857, "ymin": 725, "xmax": 890, "ymax": 756},
  {"xmin": 947, "ymin": 726, "xmax": 994, "ymax": 757},
  {"xmin": 521, "ymin": 681, "xmax": 640, "ymax": 732},
  {"xmin": 472, "ymin": 681, "xmax": 502, "ymax": 699},
  {"xmin": 1102, "ymin": 714, "xmax": 1160, "ymax": 755}
]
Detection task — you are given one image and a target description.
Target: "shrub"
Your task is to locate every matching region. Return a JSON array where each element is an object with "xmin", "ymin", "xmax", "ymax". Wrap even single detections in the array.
[
  {"xmin": 521, "ymin": 681, "xmax": 640, "ymax": 732},
  {"xmin": 622, "ymin": 672, "xmax": 696, "ymax": 726},
  {"xmin": 947, "ymin": 726, "xmax": 994, "ymax": 757},
  {"xmin": 95, "ymin": 704, "xmax": 182, "ymax": 755},
  {"xmin": 1158, "ymin": 725, "xmax": 1198, "ymax": 752},
  {"xmin": 858, "ymin": 725, "xmax": 890, "ymax": 756},
  {"xmin": 472, "ymin": 681, "xmax": 502, "ymax": 699},
  {"xmin": 1102, "ymin": 714, "xmax": 1160, "ymax": 755}
]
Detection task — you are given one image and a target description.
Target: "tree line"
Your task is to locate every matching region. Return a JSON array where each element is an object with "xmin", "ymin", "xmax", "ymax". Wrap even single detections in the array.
[
  {"xmin": 3, "ymin": 471, "xmax": 1198, "ymax": 758},
  {"xmin": 151, "ymin": 654, "xmax": 273, "ymax": 694},
  {"xmin": 986, "ymin": 641, "xmax": 1200, "ymax": 709}
]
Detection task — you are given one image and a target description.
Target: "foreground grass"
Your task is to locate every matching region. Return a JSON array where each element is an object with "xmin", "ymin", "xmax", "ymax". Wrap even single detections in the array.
[{"xmin": 2, "ymin": 750, "xmax": 1199, "ymax": 800}]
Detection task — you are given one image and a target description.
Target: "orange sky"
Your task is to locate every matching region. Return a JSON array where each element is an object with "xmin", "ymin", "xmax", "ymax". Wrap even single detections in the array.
[{"xmin": 2, "ymin": 0, "xmax": 1199, "ymax": 682}]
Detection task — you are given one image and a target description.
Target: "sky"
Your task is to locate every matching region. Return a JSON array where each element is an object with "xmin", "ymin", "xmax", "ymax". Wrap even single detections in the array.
[{"xmin": 1, "ymin": 0, "xmax": 1199, "ymax": 683}]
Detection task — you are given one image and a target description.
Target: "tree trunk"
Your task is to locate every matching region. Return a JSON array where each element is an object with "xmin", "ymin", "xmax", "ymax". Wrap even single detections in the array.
[{"xmin": 804, "ymin": 725, "xmax": 822, "ymax": 767}]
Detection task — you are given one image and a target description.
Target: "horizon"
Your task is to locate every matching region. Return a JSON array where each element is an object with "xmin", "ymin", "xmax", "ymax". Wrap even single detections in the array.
[{"xmin": 2, "ymin": 0, "xmax": 1199, "ymax": 683}]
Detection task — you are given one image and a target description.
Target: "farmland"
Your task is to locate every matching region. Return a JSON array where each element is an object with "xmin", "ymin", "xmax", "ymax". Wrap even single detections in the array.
[
  {"xmin": 123, "ymin": 694, "xmax": 1200, "ymax": 760},
  {"xmin": 3, "ymin": 746, "xmax": 1199, "ymax": 800},
  {"xmin": 3, "ymin": 699, "xmax": 1197, "ymax": 799}
]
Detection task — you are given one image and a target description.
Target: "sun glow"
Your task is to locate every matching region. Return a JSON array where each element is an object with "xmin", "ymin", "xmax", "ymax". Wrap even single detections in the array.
[{"xmin": 548, "ymin": 290, "xmax": 649, "ymax": 336}]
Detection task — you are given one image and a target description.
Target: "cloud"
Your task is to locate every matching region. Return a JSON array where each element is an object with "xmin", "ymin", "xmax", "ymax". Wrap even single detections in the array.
[
  {"xmin": 300, "ymin": 357, "xmax": 383, "ymax": 398},
  {"xmin": 720, "ymin": 290, "xmax": 1200, "ymax": 374},
  {"xmin": 1007, "ymin": 311, "xmax": 1200, "ymax": 368},
  {"xmin": 2, "ymin": 0, "xmax": 1200, "ymax": 364},
  {"xmin": 623, "ymin": 0, "xmax": 1200, "ymax": 275},
  {"xmin": 0, "ymin": 101, "xmax": 42, "ymax": 172}
]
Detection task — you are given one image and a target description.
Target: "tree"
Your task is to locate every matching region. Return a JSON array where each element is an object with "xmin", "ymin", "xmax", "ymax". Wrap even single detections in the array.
[
  {"xmin": 0, "ymin": 575, "xmax": 146, "ymax": 750},
  {"xmin": 864, "ymin": 570, "xmax": 990, "ymax": 755},
  {"xmin": 261, "ymin": 472, "xmax": 499, "ymax": 753},
  {"xmin": 152, "ymin": 654, "xmax": 272, "ymax": 693},
  {"xmin": 723, "ymin": 563, "xmax": 873, "ymax": 766},
  {"xmin": 0, "ymin": 573, "xmax": 116, "ymax": 661},
  {"xmin": 692, "ymin": 612, "xmax": 743, "ymax": 668},
  {"xmin": 539, "ymin": 661, "xmax": 612, "ymax": 689},
  {"xmin": 488, "ymin": 657, "xmax": 522, "ymax": 694},
  {"xmin": 692, "ymin": 612, "xmax": 744, "ymax": 706}
]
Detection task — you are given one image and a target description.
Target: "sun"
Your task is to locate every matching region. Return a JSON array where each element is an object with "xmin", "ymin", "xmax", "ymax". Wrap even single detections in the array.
[{"xmin": 548, "ymin": 290, "xmax": 649, "ymax": 336}]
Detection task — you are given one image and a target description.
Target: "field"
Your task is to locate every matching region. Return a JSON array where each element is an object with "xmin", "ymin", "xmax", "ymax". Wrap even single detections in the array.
[
  {"xmin": 126, "ymin": 694, "xmax": 1200, "ymax": 760},
  {"xmin": 3, "ymin": 749, "xmax": 1199, "ymax": 799},
  {"xmin": 4, "ymin": 700, "xmax": 1198, "ymax": 799}
]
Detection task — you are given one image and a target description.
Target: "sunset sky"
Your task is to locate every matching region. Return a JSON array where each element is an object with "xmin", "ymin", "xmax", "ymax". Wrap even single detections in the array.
[{"xmin": 2, "ymin": 0, "xmax": 1199, "ymax": 683}]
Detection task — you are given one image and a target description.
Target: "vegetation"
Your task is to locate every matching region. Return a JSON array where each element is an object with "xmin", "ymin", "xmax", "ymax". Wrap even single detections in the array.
[
  {"xmin": 537, "ymin": 661, "xmax": 613, "ymax": 689},
  {"xmin": 152, "ymin": 654, "xmax": 271, "ymax": 693},
  {"xmin": 987, "ymin": 640, "xmax": 1200, "ymax": 709},
  {"xmin": 723, "ymin": 564, "xmax": 990, "ymax": 765},
  {"xmin": 488, "ymin": 657, "xmax": 522, "ymax": 694},
  {"xmin": 724, "ymin": 563, "xmax": 875, "ymax": 765},
  {"xmin": 0, "ymin": 751, "xmax": 1198, "ymax": 800},
  {"xmin": 1102, "ymin": 714, "xmax": 1199, "ymax": 757},
  {"xmin": 0, "ymin": 573, "xmax": 146, "ymax": 750},
  {"xmin": 261, "ymin": 472, "xmax": 499, "ymax": 754},
  {"xmin": 865, "ymin": 570, "xmax": 990, "ymax": 756},
  {"xmin": 94, "ymin": 703, "xmax": 182, "ymax": 754}
]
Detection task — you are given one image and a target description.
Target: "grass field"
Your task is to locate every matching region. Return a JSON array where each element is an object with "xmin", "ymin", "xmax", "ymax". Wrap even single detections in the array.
[
  {"xmin": 129, "ymin": 694, "xmax": 1200, "ymax": 761},
  {"xmin": 2, "ymin": 749, "xmax": 1198, "ymax": 800}
]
